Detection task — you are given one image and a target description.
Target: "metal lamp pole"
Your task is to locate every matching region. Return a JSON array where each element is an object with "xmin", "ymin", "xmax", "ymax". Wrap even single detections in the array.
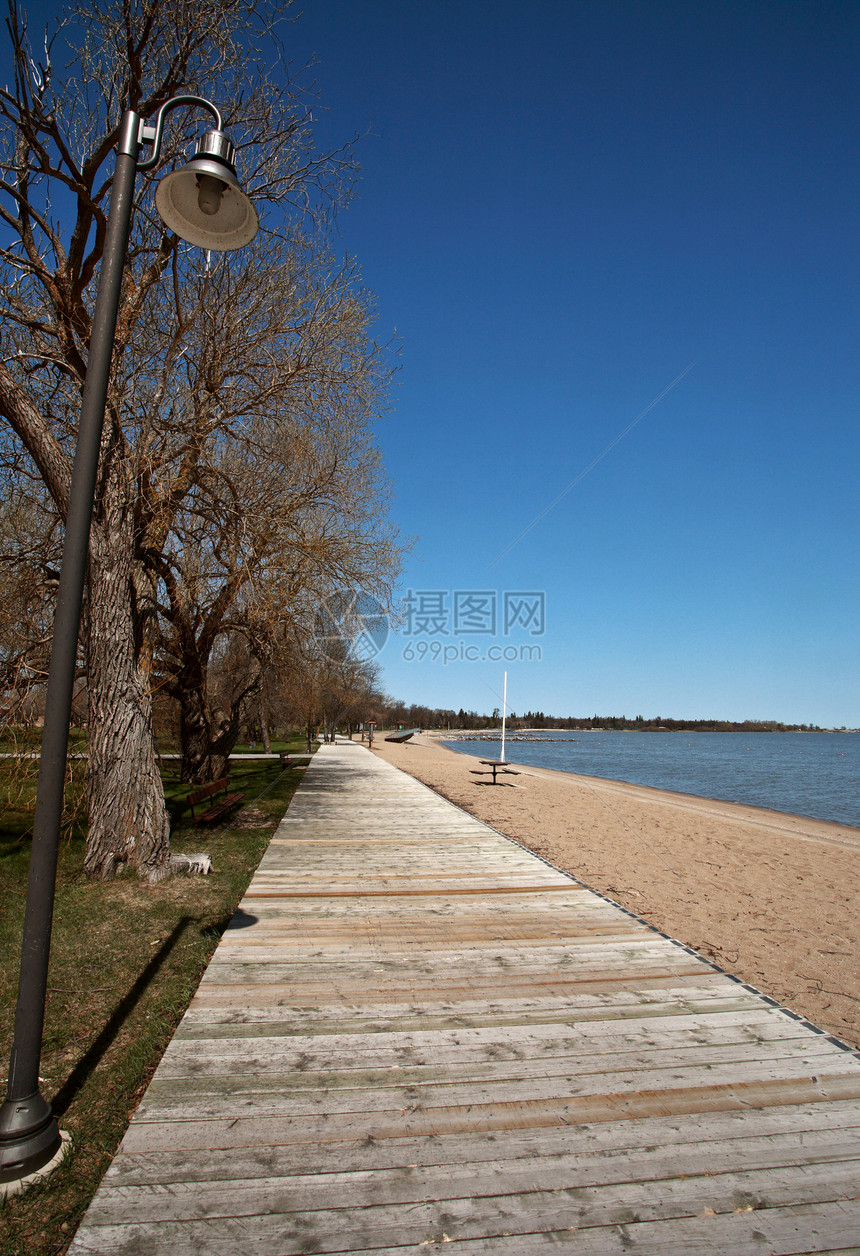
[{"xmin": 0, "ymin": 97, "xmax": 258, "ymax": 1189}]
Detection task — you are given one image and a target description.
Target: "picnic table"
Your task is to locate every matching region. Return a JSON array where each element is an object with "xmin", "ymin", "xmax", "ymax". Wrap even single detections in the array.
[{"xmin": 470, "ymin": 758, "xmax": 521, "ymax": 785}]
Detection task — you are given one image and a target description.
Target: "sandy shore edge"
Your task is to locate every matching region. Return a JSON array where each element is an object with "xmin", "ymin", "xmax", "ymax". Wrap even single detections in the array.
[
  {"xmin": 370, "ymin": 732, "xmax": 860, "ymax": 1049},
  {"xmin": 439, "ymin": 739, "xmax": 860, "ymax": 849}
]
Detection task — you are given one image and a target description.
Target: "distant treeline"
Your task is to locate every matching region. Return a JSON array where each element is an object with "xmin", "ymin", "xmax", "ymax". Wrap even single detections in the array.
[{"xmin": 380, "ymin": 703, "xmax": 825, "ymax": 733}]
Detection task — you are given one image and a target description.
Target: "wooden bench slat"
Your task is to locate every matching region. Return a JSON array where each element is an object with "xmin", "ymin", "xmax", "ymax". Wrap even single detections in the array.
[
  {"xmin": 187, "ymin": 780, "xmax": 224, "ymax": 808},
  {"xmin": 187, "ymin": 779, "xmax": 244, "ymax": 825}
]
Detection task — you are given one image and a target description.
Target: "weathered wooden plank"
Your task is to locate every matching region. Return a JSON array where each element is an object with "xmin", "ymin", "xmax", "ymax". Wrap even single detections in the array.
[
  {"xmin": 337, "ymin": 1202, "xmax": 860, "ymax": 1256},
  {"xmin": 211, "ymin": 932, "xmax": 647, "ymax": 957},
  {"xmin": 100, "ymin": 1112, "xmax": 860, "ymax": 1188},
  {"xmin": 241, "ymin": 883, "xmax": 582, "ymax": 898},
  {"xmin": 187, "ymin": 973, "xmax": 723, "ymax": 1009},
  {"xmin": 227, "ymin": 902, "xmax": 629, "ymax": 920},
  {"xmin": 172, "ymin": 990, "xmax": 775, "ymax": 1036},
  {"xmin": 121, "ymin": 1075, "xmax": 860, "ymax": 1154},
  {"xmin": 133, "ymin": 1063, "xmax": 860, "ymax": 1124},
  {"xmin": 66, "ymin": 1186, "xmax": 860, "ymax": 1254},
  {"xmin": 154, "ymin": 1017, "xmax": 848, "ymax": 1065},
  {"xmin": 199, "ymin": 946, "xmax": 711, "ymax": 980},
  {"xmin": 82, "ymin": 1156, "xmax": 860, "ymax": 1227},
  {"xmin": 177, "ymin": 989, "xmax": 758, "ymax": 1033},
  {"xmin": 148, "ymin": 1045, "xmax": 850, "ymax": 1100},
  {"xmin": 200, "ymin": 946, "xmax": 702, "ymax": 985},
  {"xmin": 105, "ymin": 1100, "xmax": 860, "ymax": 1196},
  {"xmin": 156, "ymin": 1011, "xmax": 831, "ymax": 1071}
]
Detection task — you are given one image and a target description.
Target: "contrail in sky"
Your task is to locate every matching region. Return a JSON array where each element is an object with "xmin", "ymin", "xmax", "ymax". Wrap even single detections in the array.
[{"xmin": 488, "ymin": 361, "xmax": 697, "ymax": 569}]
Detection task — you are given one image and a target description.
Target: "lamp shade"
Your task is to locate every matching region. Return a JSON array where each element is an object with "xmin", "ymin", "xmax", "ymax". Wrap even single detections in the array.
[{"xmin": 155, "ymin": 128, "xmax": 258, "ymax": 251}]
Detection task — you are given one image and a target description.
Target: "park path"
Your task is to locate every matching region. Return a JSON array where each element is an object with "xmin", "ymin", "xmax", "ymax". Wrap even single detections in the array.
[{"xmin": 69, "ymin": 739, "xmax": 860, "ymax": 1254}]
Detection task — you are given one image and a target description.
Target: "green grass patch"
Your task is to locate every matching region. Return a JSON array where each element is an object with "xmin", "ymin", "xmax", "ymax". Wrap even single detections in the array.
[
  {"xmin": 0, "ymin": 734, "xmax": 312, "ymax": 1255},
  {"xmin": 229, "ymin": 738, "xmax": 307, "ymax": 754}
]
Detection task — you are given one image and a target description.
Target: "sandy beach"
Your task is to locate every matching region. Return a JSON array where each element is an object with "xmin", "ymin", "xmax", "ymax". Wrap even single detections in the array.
[{"xmin": 370, "ymin": 731, "xmax": 860, "ymax": 1049}]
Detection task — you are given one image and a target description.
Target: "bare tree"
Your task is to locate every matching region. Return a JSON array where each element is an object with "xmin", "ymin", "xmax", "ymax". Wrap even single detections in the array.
[
  {"xmin": 0, "ymin": 0, "xmax": 364, "ymax": 877},
  {"xmin": 0, "ymin": 472, "xmax": 59, "ymax": 714},
  {"xmin": 318, "ymin": 654, "xmax": 383, "ymax": 742},
  {"xmin": 140, "ymin": 231, "xmax": 401, "ymax": 782},
  {"xmin": 0, "ymin": 462, "xmax": 94, "ymax": 830}
]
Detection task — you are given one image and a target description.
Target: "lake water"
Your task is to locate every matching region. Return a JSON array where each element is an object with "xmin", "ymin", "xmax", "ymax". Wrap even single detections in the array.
[{"xmin": 443, "ymin": 730, "xmax": 860, "ymax": 828}]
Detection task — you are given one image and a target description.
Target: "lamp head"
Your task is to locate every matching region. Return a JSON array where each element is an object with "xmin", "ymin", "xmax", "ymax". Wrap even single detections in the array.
[{"xmin": 155, "ymin": 128, "xmax": 258, "ymax": 251}]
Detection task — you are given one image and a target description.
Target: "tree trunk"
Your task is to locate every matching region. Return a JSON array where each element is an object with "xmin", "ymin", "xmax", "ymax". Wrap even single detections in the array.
[
  {"xmin": 84, "ymin": 522, "xmax": 170, "ymax": 881},
  {"xmin": 177, "ymin": 678, "xmax": 216, "ymax": 784},
  {"xmin": 211, "ymin": 710, "xmax": 242, "ymax": 780}
]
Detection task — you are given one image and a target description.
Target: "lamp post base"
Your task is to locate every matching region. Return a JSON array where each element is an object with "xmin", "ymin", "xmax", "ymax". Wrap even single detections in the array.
[
  {"xmin": 0, "ymin": 1129, "xmax": 71, "ymax": 1199},
  {"xmin": 0, "ymin": 1092, "xmax": 64, "ymax": 1189}
]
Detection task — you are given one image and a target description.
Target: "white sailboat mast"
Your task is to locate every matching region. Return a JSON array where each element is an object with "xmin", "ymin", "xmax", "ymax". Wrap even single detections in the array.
[{"xmin": 501, "ymin": 671, "xmax": 508, "ymax": 762}]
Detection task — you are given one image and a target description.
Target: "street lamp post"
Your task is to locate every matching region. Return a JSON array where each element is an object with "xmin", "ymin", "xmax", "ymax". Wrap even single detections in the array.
[{"xmin": 0, "ymin": 96, "xmax": 258, "ymax": 1190}]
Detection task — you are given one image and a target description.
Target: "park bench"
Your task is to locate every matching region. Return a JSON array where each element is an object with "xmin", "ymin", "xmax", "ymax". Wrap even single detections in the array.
[
  {"xmin": 279, "ymin": 752, "xmax": 307, "ymax": 769},
  {"xmin": 470, "ymin": 759, "xmax": 521, "ymax": 785},
  {"xmin": 186, "ymin": 778, "xmax": 245, "ymax": 826}
]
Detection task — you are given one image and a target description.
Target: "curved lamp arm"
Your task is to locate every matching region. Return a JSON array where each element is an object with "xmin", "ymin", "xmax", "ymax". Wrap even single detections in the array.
[
  {"xmin": 117, "ymin": 93, "xmax": 258, "ymax": 252},
  {"xmin": 132, "ymin": 94, "xmax": 223, "ymax": 170}
]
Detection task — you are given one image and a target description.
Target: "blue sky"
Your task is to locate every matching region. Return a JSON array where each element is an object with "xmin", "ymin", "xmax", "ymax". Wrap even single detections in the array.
[
  {"xmin": 20, "ymin": 0, "xmax": 857, "ymax": 726},
  {"xmin": 281, "ymin": 0, "xmax": 859, "ymax": 726}
]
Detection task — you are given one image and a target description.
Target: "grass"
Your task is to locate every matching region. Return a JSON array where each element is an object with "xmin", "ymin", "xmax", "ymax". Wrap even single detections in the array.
[
  {"xmin": 0, "ymin": 736, "xmax": 313, "ymax": 1256},
  {"xmin": 230, "ymin": 738, "xmax": 306, "ymax": 754}
]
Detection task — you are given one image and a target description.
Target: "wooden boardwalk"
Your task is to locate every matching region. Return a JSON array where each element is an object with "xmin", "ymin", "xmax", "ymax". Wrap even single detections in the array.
[{"xmin": 69, "ymin": 740, "xmax": 860, "ymax": 1254}]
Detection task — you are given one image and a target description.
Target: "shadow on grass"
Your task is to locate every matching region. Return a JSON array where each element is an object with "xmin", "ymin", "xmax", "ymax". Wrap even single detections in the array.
[
  {"xmin": 166, "ymin": 797, "xmax": 189, "ymax": 830},
  {"xmin": 50, "ymin": 915, "xmax": 194, "ymax": 1118}
]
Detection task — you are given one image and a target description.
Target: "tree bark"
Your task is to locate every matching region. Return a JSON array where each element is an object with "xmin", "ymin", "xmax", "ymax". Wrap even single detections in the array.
[
  {"xmin": 177, "ymin": 677, "xmax": 215, "ymax": 785},
  {"xmin": 210, "ymin": 710, "xmax": 242, "ymax": 781},
  {"xmin": 83, "ymin": 520, "xmax": 170, "ymax": 881}
]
